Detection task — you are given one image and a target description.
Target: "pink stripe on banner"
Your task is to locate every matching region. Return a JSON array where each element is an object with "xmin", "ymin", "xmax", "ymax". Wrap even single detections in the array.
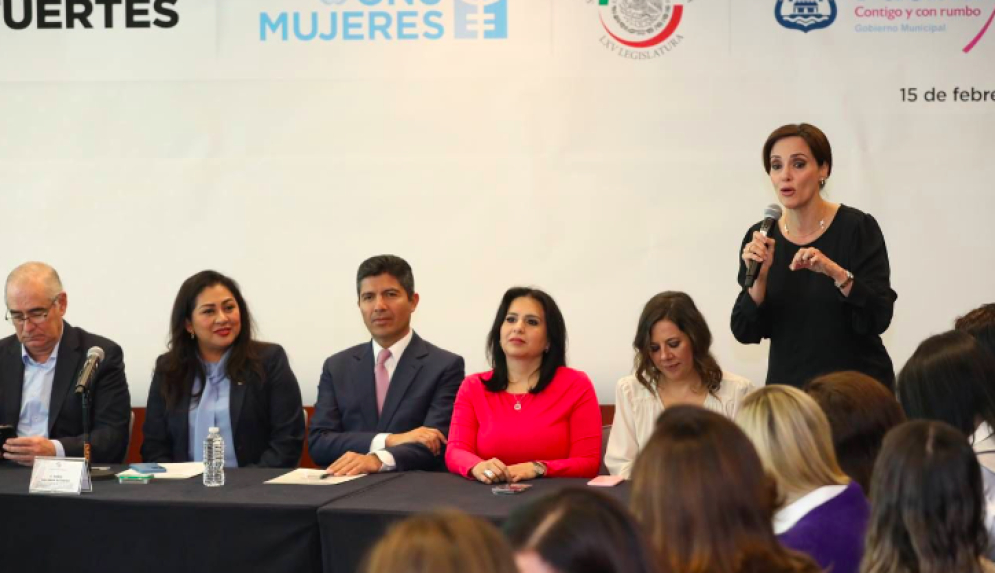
[{"xmin": 963, "ymin": 6, "xmax": 995, "ymax": 53}]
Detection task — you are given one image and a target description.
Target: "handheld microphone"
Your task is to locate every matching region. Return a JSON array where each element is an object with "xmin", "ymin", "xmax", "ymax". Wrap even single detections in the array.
[
  {"xmin": 744, "ymin": 204, "xmax": 783, "ymax": 288},
  {"xmin": 74, "ymin": 347, "xmax": 105, "ymax": 395}
]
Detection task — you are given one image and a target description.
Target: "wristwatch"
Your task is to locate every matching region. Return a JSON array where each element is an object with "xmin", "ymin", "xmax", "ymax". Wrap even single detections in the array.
[
  {"xmin": 532, "ymin": 461, "xmax": 547, "ymax": 478},
  {"xmin": 835, "ymin": 270, "xmax": 854, "ymax": 290}
]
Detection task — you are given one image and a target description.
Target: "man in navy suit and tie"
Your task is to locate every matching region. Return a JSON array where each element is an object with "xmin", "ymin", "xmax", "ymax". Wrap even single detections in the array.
[
  {"xmin": 1, "ymin": 262, "xmax": 131, "ymax": 465},
  {"xmin": 309, "ymin": 255, "xmax": 464, "ymax": 475}
]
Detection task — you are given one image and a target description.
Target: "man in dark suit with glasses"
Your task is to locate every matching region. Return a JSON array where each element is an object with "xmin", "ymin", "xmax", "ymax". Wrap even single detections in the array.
[{"xmin": 1, "ymin": 262, "xmax": 131, "ymax": 465}]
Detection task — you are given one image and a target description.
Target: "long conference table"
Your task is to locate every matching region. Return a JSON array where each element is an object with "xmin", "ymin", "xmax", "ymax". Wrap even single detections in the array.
[{"xmin": 0, "ymin": 465, "xmax": 631, "ymax": 573}]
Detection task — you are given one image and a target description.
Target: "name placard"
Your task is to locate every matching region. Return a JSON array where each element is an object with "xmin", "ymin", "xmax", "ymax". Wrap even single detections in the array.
[{"xmin": 29, "ymin": 457, "xmax": 92, "ymax": 495}]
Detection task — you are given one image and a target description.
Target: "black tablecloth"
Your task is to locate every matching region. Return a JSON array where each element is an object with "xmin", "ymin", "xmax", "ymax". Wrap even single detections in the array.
[
  {"xmin": 317, "ymin": 471, "xmax": 632, "ymax": 573},
  {"xmin": 0, "ymin": 465, "xmax": 401, "ymax": 573}
]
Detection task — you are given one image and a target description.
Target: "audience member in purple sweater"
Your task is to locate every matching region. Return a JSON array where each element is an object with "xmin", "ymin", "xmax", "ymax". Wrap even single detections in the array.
[
  {"xmin": 775, "ymin": 481, "xmax": 869, "ymax": 573},
  {"xmin": 738, "ymin": 385, "xmax": 869, "ymax": 573}
]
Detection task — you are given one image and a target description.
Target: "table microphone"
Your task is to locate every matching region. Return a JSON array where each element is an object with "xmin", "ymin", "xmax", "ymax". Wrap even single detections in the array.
[
  {"xmin": 75, "ymin": 347, "xmax": 105, "ymax": 395},
  {"xmin": 744, "ymin": 204, "xmax": 783, "ymax": 288}
]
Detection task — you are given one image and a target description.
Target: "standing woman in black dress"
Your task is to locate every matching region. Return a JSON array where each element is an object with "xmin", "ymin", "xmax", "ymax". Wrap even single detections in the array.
[{"xmin": 732, "ymin": 123, "xmax": 897, "ymax": 389}]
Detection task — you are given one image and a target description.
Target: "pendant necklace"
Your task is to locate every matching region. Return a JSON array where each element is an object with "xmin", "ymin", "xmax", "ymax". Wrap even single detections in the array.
[
  {"xmin": 509, "ymin": 375, "xmax": 536, "ymax": 410},
  {"xmin": 784, "ymin": 204, "xmax": 827, "ymax": 237},
  {"xmin": 510, "ymin": 384, "xmax": 531, "ymax": 411},
  {"xmin": 783, "ymin": 218, "xmax": 825, "ymax": 236}
]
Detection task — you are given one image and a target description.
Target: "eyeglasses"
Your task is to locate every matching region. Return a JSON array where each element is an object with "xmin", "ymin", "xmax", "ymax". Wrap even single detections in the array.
[{"xmin": 5, "ymin": 296, "xmax": 60, "ymax": 326}]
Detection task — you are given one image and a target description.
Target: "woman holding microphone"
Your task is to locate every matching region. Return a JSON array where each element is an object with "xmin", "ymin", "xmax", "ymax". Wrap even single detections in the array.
[{"xmin": 732, "ymin": 123, "xmax": 897, "ymax": 389}]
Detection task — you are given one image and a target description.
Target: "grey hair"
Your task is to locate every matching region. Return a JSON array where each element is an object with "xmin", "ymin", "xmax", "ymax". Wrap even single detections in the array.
[{"xmin": 5, "ymin": 262, "xmax": 64, "ymax": 306}]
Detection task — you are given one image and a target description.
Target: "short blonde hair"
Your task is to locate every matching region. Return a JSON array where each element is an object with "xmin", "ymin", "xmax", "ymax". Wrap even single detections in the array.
[
  {"xmin": 361, "ymin": 510, "xmax": 517, "ymax": 573},
  {"xmin": 736, "ymin": 385, "xmax": 848, "ymax": 499}
]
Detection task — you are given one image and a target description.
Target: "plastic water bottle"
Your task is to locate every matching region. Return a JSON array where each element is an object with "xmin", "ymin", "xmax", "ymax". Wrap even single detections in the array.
[{"xmin": 203, "ymin": 427, "xmax": 225, "ymax": 487}]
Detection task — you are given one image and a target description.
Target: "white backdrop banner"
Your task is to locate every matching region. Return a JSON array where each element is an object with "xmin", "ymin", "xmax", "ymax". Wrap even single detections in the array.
[{"xmin": 2, "ymin": 0, "xmax": 994, "ymax": 406}]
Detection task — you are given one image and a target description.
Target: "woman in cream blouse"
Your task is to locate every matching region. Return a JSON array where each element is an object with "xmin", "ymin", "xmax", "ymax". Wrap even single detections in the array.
[{"xmin": 605, "ymin": 291, "xmax": 753, "ymax": 478}]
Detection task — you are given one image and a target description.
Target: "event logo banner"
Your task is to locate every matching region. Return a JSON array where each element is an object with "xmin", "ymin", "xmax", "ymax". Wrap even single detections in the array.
[
  {"xmin": 259, "ymin": 0, "xmax": 509, "ymax": 42},
  {"xmin": 454, "ymin": 0, "xmax": 508, "ymax": 39},
  {"xmin": 768, "ymin": 0, "xmax": 992, "ymax": 54},
  {"xmin": 849, "ymin": 0, "xmax": 991, "ymax": 53},
  {"xmin": 775, "ymin": 0, "xmax": 837, "ymax": 33},
  {"xmin": 0, "ymin": 0, "xmax": 180, "ymax": 30},
  {"xmin": 595, "ymin": 0, "xmax": 686, "ymax": 60}
]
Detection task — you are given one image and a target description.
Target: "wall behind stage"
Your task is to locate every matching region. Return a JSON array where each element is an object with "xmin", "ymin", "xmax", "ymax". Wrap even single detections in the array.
[{"xmin": 2, "ymin": 0, "xmax": 993, "ymax": 407}]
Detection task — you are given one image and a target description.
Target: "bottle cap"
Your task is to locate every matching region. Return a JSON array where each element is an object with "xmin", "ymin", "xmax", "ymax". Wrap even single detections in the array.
[{"xmin": 209, "ymin": 427, "xmax": 220, "ymax": 433}]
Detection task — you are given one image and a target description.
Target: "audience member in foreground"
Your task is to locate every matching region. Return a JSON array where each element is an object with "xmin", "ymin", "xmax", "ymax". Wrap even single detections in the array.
[
  {"xmin": 732, "ymin": 122, "xmax": 897, "ymax": 389},
  {"xmin": 505, "ymin": 488, "xmax": 659, "ymax": 573},
  {"xmin": 605, "ymin": 291, "xmax": 752, "ymax": 478},
  {"xmin": 361, "ymin": 510, "xmax": 517, "ymax": 573},
  {"xmin": 1, "ymin": 262, "xmax": 131, "ymax": 464},
  {"xmin": 446, "ymin": 287, "xmax": 602, "ymax": 482},
  {"xmin": 142, "ymin": 270, "xmax": 304, "ymax": 467},
  {"xmin": 631, "ymin": 405, "xmax": 820, "ymax": 573},
  {"xmin": 957, "ymin": 302, "xmax": 995, "ymax": 359},
  {"xmin": 736, "ymin": 385, "xmax": 869, "ymax": 573},
  {"xmin": 896, "ymin": 329, "xmax": 995, "ymax": 549},
  {"xmin": 308, "ymin": 255, "xmax": 464, "ymax": 474},
  {"xmin": 861, "ymin": 420, "xmax": 995, "ymax": 573},
  {"xmin": 805, "ymin": 370, "xmax": 905, "ymax": 492}
]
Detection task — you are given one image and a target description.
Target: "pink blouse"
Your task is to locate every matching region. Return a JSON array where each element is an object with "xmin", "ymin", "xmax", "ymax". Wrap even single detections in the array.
[{"xmin": 445, "ymin": 366, "xmax": 603, "ymax": 479}]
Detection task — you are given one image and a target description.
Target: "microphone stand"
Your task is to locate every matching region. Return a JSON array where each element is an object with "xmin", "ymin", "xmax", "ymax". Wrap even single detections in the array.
[
  {"xmin": 79, "ymin": 386, "xmax": 115, "ymax": 482},
  {"xmin": 81, "ymin": 386, "xmax": 94, "ymax": 490}
]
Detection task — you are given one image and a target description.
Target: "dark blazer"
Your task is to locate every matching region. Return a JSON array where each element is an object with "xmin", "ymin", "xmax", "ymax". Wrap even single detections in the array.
[
  {"xmin": 0, "ymin": 322, "xmax": 131, "ymax": 463},
  {"xmin": 308, "ymin": 332, "xmax": 464, "ymax": 471},
  {"xmin": 140, "ymin": 343, "xmax": 304, "ymax": 468}
]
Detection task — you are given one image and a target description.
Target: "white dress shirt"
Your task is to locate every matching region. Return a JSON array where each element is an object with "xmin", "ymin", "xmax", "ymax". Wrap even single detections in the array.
[
  {"xmin": 604, "ymin": 371, "xmax": 753, "ymax": 478},
  {"xmin": 368, "ymin": 328, "xmax": 414, "ymax": 471},
  {"xmin": 773, "ymin": 484, "xmax": 848, "ymax": 534},
  {"xmin": 972, "ymin": 422, "xmax": 995, "ymax": 560}
]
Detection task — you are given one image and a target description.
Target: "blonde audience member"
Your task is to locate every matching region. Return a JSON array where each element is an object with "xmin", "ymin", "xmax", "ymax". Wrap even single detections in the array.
[
  {"xmin": 632, "ymin": 405, "xmax": 820, "ymax": 573},
  {"xmin": 737, "ymin": 385, "xmax": 869, "ymax": 573}
]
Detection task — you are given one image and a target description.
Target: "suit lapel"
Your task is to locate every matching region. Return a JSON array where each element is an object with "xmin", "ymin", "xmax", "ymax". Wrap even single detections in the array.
[
  {"xmin": 377, "ymin": 333, "xmax": 426, "ymax": 431},
  {"xmin": 0, "ymin": 338, "xmax": 25, "ymax": 426},
  {"xmin": 49, "ymin": 323, "xmax": 81, "ymax": 435},
  {"xmin": 353, "ymin": 344, "xmax": 379, "ymax": 429}
]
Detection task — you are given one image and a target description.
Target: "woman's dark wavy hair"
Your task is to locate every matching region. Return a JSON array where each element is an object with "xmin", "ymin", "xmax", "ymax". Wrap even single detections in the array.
[
  {"xmin": 504, "ymin": 488, "xmax": 659, "ymax": 573},
  {"xmin": 806, "ymin": 371, "xmax": 905, "ymax": 493},
  {"xmin": 956, "ymin": 303, "xmax": 995, "ymax": 361},
  {"xmin": 632, "ymin": 291, "xmax": 722, "ymax": 394},
  {"xmin": 158, "ymin": 270, "xmax": 264, "ymax": 410},
  {"xmin": 483, "ymin": 287, "xmax": 567, "ymax": 394},
  {"xmin": 896, "ymin": 329, "xmax": 995, "ymax": 436},
  {"xmin": 861, "ymin": 420, "xmax": 988, "ymax": 573},
  {"xmin": 631, "ymin": 406, "xmax": 820, "ymax": 573}
]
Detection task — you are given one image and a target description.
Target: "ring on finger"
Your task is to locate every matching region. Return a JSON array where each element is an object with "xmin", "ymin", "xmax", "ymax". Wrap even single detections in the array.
[{"xmin": 484, "ymin": 469, "xmax": 495, "ymax": 479}]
